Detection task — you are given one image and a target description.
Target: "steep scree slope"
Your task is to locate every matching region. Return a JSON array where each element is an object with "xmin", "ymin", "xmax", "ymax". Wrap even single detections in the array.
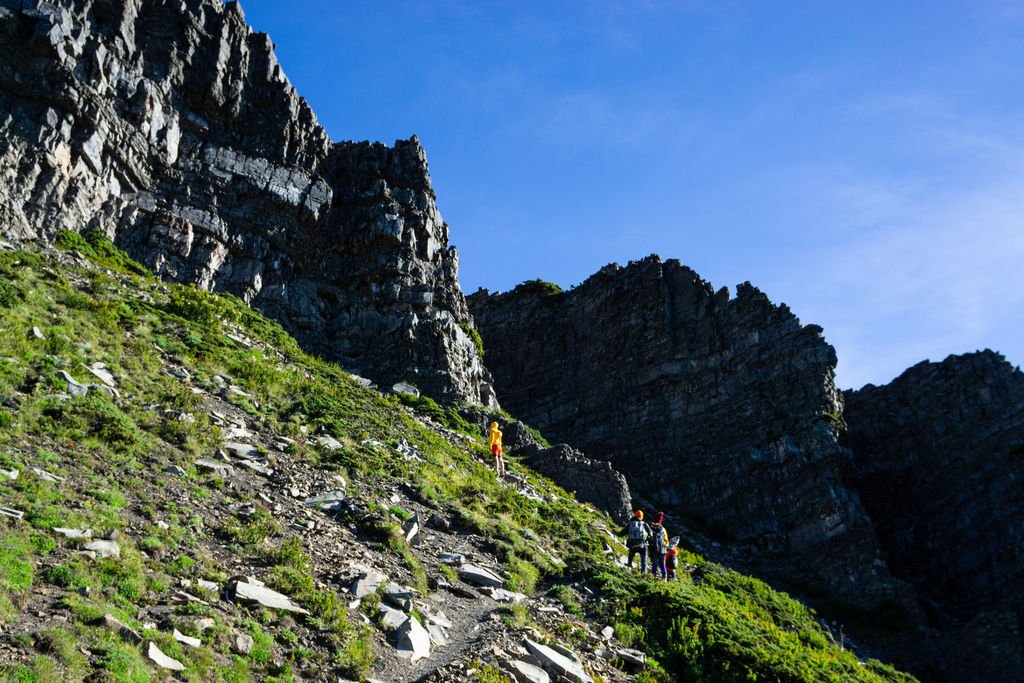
[
  {"xmin": 0, "ymin": 0, "xmax": 495, "ymax": 405},
  {"xmin": 0, "ymin": 242, "xmax": 917, "ymax": 682},
  {"xmin": 468, "ymin": 255, "xmax": 910, "ymax": 613}
]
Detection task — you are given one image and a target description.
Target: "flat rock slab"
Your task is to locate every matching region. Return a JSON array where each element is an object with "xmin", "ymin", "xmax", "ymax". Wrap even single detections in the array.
[
  {"xmin": 195, "ymin": 459, "xmax": 233, "ymax": 476},
  {"xmin": 523, "ymin": 638, "xmax": 592, "ymax": 683},
  {"xmin": 173, "ymin": 629, "xmax": 201, "ymax": 648},
  {"xmin": 84, "ymin": 540, "xmax": 120, "ymax": 558},
  {"xmin": 438, "ymin": 552, "xmax": 465, "ymax": 565},
  {"xmin": 395, "ymin": 616, "xmax": 431, "ymax": 662},
  {"xmin": 58, "ymin": 370, "xmax": 89, "ymax": 397},
  {"xmin": 402, "ymin": 514, "xmax": 420, "ymax": 544},
  {"xmin": 223, "ymin": 442, "xmax": 260, "ymax": 459},
  {"xmin": 378, "ymin": 604, "xmax": 408, "ymax": 630},
  {"xmin": 506, "ymin": 659, "xmax": 551, "ymax": 683},
  {"xmin": 458, "ymin": 564, "xmax": 505, "ymax": 588},
  {"xmin": 147, "ymin": 641, "xmax": 184, "ymax": 671},
  {"xmin": 427, "ymin": 610, "xmax": 452, "ymax": 629},
  {"xmin": 350, "ymin": 569, "xmax": 387, "ymax": 598},
  {"xmin": 391, "ymin": 382, "xmax": 419, "ymax": 397},
  {"xmin": 382, "ymin": 582, "xmax": 415, "ymax": 611},
  {"xmin": 304, "ymin": 489, "xmax": 346, "ymax": 511},
  {"xmin": 316, "ymin": 435, "xmax": 343, "ymax": 451},
  {"xmin": 426, "ymin": 622, "xmax": 449, "ymax": 646},
  {"xmin": 616, "ymin": 647, "xmax": 647, "ymax": 666},
  {"xmin": 238, "ymin": 460, "xmax": 273, "ymax": 476},
  {"xmin": 231, "ymin": 579, "xmax": 309, "ymax": 614},
  {"xmin": 101, "ymin": 614, "xmax": 141, "ymax": 644},
  {"xmin": 481, "ymin": 587, "xmax": 526, "ymax": 603},
  {"xmin": 84, "ymin": 362, "xmax": 116, "ymax": 387},
  {"xmin": 53, "ymin": 527, "xmax": 92, "ymax": 539},
  {"xmin": 0, "ymin": 507, "xmax": 24, "ymax": 520}
]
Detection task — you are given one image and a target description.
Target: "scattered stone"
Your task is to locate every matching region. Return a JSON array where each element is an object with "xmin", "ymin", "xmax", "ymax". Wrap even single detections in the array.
[
  {"xmin": 402, "ymin": 514, "xmax": 420, "ymax": 544},
  {"xmin": 505, "ymin": 659, "xmax": 551, "ymax": 683},
  {"xmin": 350, "ymin": 569, "xmax": 387, "ymax": 599},
  {"xmin": 173, "ymin": 629, "xmax": 201, "ymax": 648},
  {"xmin": 197, "ymin": 579, "xmax": 219, "ymax": 592},
  {"xmin": 304, "ymin": 489, "xmax": 346, "ymax": 511},
  {"xmin": 601, "ymin": 626, "xmax": 614, "ymax": 640},
  {"xmin": 101, "ymin": 614, "xmax": 142, "ymax": 644},
  {"xmin": 316, "ymin": 434, "xmax": 343, "ymax": 451},
  {"xmin": 53, "ymin": 528, "xmax": 92, "ymax": 539},
  {"xmin": 392, "ymin": 382, "xmax": 419, "ymax": 397},
  {"xmin": 84, "ymin": 362, "xmax": 116, "ymax": 388},
  {"xmin": 0, "ymin": 467, "xmax": 18, "ymax": 481},
  {"xmin": 238, "ymin": 458, "xmax": 274, "ymax": 475},
  {"xmin": 223, "ymin": 442, "xmax": 260, "ymax": 459},
  {"xmin": 30, "ymin": 326, "xmax": 44, "ymax": 340},
  {"xmin": 378, "ymin": 604, "xmax": 407, "ymax": 630},
  {"xmin": 0, "ymin": 508, "xmax": 23, "ymax": 520},
  {"xmin": 347, "ymin": 374, "xmax": 376, "ymax": 388},
  {"xmin": 395, "ymin": 616, "xmax": 431, "ymax": 662},
  {"xmin": 382, "ymin": 583, "xmax": 415, "ymax": 611},
  {"xmin": 227, "ymin": 385, "xmax": 252, "ymax": 398},
  {"xmin": 523, "ymin": 638, "xmax": 593, "ymax": 683},
  {"xmin": 195, "ymin": 459, "xmax": 233, "ymax": 476},
  {"xmin": 147, "ymin": 641, "xmax": 184, "ymax": 671},
  {"xmin": 233, "ymin": 632, "xmax": 254, "ymax": 655},
  {"xmin": 83, "ymin": 540, "xmax": 120, "ymax": 558},
  {"xmin": 31, "ymin": 467, "xmax": 64, "ymax": 483},
  {"xmin": 438, "ymin": 552, "xmax": 465, "ymax": 565},
  {"xmin": 166, "ymin": 465, "xmax": 188, "ymax": 477},
  {"xmin": 427, "ymin": 513, "xmax": 450, "ymax": 531},
  {"xmin": 57, "ymin": 370, "xmax": 89, "ymax": 397},
  {"xmin": 427, "ymin": 610, "xmax": 453, "ymax": 629},
  {"xmin": 228, "ymin": 577, "xmax": 309, "ymax": 614},
  {"xmin": 459, "ymin": 564, "xmax": 505, "ymax": 588},
  {"xmin": 195, "ymin": 617, "xmax": 216, "ymax": 631},
  {"xmin": 616, "ymin": 647, "xmax": 647, "ymax": 666}
]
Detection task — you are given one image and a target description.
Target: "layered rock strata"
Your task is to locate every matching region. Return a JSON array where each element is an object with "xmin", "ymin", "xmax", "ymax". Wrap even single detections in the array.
[
  {"xmin": 843, "ymin": 351, "xmax": 1024, "ymax": 628},
  {"xmin": 0, "ymin": 0, "xmax": 494, "ymax": 404},
  {"xmin": 468, "ymin": 256, "xmax": 907, "ymax": 608},
  {"xmin": 461, "ymin": 412, "xmax": 632, "ymax": 521}
]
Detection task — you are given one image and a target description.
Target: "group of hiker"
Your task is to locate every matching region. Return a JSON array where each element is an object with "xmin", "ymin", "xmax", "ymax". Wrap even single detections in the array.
[
  {"xmin": 486, "ymin": 423, "xmax": 679, "ymax": 580},
  {"xmin": 625, "ymin": 509, "xmax": 679, "ymax": 580}
]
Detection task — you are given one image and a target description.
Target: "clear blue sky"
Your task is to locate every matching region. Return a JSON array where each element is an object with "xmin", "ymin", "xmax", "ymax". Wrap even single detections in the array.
[{"xmin": 241, "ymin": 1, "xmax": 1024, "ymax": 390}]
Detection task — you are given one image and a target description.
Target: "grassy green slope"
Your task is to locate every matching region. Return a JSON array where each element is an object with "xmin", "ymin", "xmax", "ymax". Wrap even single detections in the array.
[{"xmin": 0, "ymin": 235, "xmax": 915, "ymax": 682}]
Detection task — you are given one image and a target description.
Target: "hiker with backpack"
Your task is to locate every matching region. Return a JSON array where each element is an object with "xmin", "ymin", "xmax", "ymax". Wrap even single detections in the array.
[
  {"xmin": 624, "ymin": 510, "xmax": 652, "ymax": 573},
  {"xmin": 648, "ymin": 511, "xmax": 669, "ymax": 579},
  {"xmin": 488, "ymin": 421, "xmax": 505, "ymax": 477},
  {"xmin": 666, "ymin": 539, "xmax": 679, "ymax": 580}
]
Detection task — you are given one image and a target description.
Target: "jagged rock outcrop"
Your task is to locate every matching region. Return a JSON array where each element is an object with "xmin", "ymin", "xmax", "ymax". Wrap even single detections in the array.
[
  {"xmin": 0, "ymin": 0, "xmax": 495, "ymax": 405},
  {"xmin": 843, "ymin": 350, "xmax": 1024, "ymax": 678},
  {"xmin": 461, "ymin": 411, "xmax": 632, "ymax": 521},
  {"xmin": 468, "ymin": 256, "xmax": 909, "ymax": 609},
  {"xmin": 520, "ymin": 444, "xmax": 632, "ymax": 524}
]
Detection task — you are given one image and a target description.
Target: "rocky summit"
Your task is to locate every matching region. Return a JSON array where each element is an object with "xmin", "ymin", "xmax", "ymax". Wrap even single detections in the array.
[
  {"xmin": 0, "ymin": 0, "xmax": 495, "ymax": 406},
  {"xmin": 468, "ymin": 256, "xmax": 910, "ymax": 611},
  {"xmin": 843, "ymin": 351, "xmax": 1024, "ymax": 680}
]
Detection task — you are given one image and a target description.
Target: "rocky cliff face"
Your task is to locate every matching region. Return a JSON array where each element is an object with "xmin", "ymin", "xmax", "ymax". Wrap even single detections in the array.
[
  {"xmin": 468, "ymin": 256, "xmax": 908, "ymax": 610},
  {"xmin": 0, "ymin": 0, "xmax": 495, "ymax": 405},
  {"xmin": 843, "ymin": 351, "xmax": 1024, "ymax": 629}
]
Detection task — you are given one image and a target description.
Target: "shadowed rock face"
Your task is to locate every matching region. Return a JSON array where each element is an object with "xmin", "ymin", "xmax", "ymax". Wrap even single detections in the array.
[
  {"xmin": 843, "ymin": 351, "xmax": 1024, "ymax": 622},
  {"xmin": 468, "ymin": 255, "xmax": 907, "ymax": 609},
  {"xmin": 0, "ymin": 0, "xmax": 495, "ymax": 405}
]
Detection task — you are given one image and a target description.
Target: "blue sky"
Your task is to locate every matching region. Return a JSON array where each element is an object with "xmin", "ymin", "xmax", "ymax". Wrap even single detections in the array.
[{"xmin": 241, "ymin": 1, "xmax": 1024, "ymax": 389}]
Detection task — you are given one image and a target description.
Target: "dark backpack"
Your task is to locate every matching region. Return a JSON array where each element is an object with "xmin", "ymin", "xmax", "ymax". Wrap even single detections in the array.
[
  {"xmin": 649, "ymin": 524, "xmax": 666, "ymax": 554},
  {"xmin": 627, "ymin": 519, "xmax": 647, "ymax": 546}
]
